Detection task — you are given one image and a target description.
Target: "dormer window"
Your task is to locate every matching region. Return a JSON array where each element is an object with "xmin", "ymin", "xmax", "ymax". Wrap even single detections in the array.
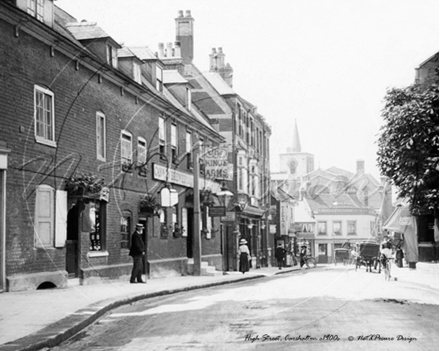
[
  {"xmin": 186, "ymin": 87, "xmax": 192, "ymax": 111},
  {"xmin": 156, "ymin": 65, "xmax": 163, "ymax": 92},
  {"xmin": 107, "ymin": 44, "xmax": 118, "ymax": 68},
  {"xmin": 133, "ymin": 63, "xmax": 142, "ymax": 84},
  {"xmin": 27, "ymin": 0, "xmax": 44, "ymax": 22}
]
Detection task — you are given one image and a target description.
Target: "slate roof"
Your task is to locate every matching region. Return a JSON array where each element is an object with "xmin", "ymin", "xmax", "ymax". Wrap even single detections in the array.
[
  {"xmin": 203, "ymin": 72, "xmax": 235, "ymax": 96},
  {"xmin": 305, "ymin": 193, "xmax": 361, "ymax": 212},
  {"xmin": 65, "ymin": 21, "xmax": 110, "ymax": 41},
  {"xmin": 128, "ymin": 46, "xmax": 157, "ymax": 61},
  {"xmin": 118, "ymin": 46, "xmax": 138, "ymax": 58},
  {"xmin": 191, "ymin": 91, "xmax": 225, "ymax": 115},
  {"xmin": 163, "ymin": 70, "xmax": 187, "ymax": 84},
  {"xmin": 325, "ymin": 166, "xmax": 354, "ymax": 179}
]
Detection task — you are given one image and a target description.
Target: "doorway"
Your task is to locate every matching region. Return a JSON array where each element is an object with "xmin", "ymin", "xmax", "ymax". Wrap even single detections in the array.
[
  {"xmin": 66, "ymin": 203, "xmax": 79, "ymax": 278},
  {"xmin": 186, "ymin": 208, "xmax": 193, "ymax": 258},
  {"xmin": 138, "ymin": 217, "xmax": 149, "ymax": 277},
  {"xmin": 318, "ymin": 243, "xmax": 328, "ymax": 264}
]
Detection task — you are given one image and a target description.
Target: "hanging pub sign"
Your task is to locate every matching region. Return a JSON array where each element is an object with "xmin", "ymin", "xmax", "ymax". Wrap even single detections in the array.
[
  {"xmin": 204, "ymin": 147, "xmax": 233, "ymax": 180},
  {"xmin": 209, "ymin": 206, "xmax": 226, "ymax": 217}
]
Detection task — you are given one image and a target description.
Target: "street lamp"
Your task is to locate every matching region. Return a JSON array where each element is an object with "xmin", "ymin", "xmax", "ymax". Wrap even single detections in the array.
[{"xmin": 216, "ymin": 183, "xmax": 234, "ymax": 209}]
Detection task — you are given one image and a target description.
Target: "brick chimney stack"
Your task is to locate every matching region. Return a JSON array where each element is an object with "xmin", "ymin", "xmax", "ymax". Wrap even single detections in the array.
[
  {"xmin": 209, "ymin": 47, "xmax": 234, "ymax": 87},
  {"xmin": 175, "ymin": 10, "xmax": 194, "ymax": 64}
]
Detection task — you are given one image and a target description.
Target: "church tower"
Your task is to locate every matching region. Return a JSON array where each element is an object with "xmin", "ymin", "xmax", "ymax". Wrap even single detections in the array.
[{"xmin": 279, "ymin": 120, "xmax": 314, "ymax": 178}]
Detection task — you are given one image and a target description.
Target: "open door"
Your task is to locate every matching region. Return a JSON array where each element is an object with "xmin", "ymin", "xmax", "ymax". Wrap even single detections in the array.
[{"xmin": 66, "ymin": 203, "xmax": 79, "ymax": 278}]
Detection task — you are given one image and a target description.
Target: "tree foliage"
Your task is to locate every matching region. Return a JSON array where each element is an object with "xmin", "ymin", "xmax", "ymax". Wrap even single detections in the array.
[{"xmin": 377, "ymin": 83, "xmax": 439, "ymax": 215}]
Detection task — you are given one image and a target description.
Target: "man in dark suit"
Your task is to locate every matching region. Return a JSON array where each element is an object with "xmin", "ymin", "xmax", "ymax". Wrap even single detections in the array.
[
  {"xmin": 275, "ymin": 243, "xmax": 286, "ymax": 270},
  {"xmin": 129, "ymin": 223, "xmax": 146, "ymax": 284}
]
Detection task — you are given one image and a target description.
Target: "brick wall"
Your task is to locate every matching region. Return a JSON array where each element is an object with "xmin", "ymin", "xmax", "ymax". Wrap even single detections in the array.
[{"xmin": 0, "ymin": 6, "xmax": 224, "ymax": 287}]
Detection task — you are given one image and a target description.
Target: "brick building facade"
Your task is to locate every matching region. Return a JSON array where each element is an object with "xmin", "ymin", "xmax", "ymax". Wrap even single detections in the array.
[{"xmin": 0, "ymin": 1, "xmax": 224, "ymax": 292}]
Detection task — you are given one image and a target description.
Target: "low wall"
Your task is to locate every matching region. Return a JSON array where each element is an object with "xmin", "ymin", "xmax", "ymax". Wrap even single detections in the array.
[
  {"xmin": 7, "ymin": 271, "xmax": 68, "ymax": 292},
  {"xmin": 80, "ymin": 263, "xmax": 132, "ymax": 285},
  {"xmin": 148, "ymin": 257, "xmax": 189, "ymax": 278}
]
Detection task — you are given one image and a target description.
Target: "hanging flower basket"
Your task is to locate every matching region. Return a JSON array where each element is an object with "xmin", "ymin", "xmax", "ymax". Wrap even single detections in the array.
[
  {"xmin": 140, "ymin": 193, "xmax": 162, "ymax": 215},
  {"xmin": 65, "ymin": 172, "xmax": 105, "ymax": 198}
]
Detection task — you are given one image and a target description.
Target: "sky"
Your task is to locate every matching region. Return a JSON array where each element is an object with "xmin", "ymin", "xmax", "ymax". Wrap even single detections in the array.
[{"xmin": 56, "ymin": 0, "xmax": 439, "ymax": 180}]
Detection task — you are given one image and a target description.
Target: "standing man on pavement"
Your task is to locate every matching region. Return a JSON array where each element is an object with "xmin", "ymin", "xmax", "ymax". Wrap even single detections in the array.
[
  {"xmin": 275, "ymin": 243, "xmax": 286, "ymax": 270},
  {"xmin": 129, "ymin": 223, "xmax": 146, "ymax": 284}
]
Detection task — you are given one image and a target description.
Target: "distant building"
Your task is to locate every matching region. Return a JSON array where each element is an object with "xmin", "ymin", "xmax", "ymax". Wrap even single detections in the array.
[
  {"xmin": 415, "ymin": 52, "xmax": 439, "ymax": 87},
  {"xmin": 271, "ymin": 124, "xmax": 392, "ymax": 263}
]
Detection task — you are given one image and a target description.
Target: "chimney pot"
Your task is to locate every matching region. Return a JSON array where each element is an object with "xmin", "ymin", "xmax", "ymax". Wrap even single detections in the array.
[
  {"xmin": 218, "ymin": 47, "xmax": 223, "ymax": 53},
  {"xmin": 158, "ymin": 43, "xmax": 164, "ymax": 58},
  {"xmin": 185, "ymin": 10, "xmax": 192, "ymax": 17},
  {"xmin": 178, "ymin": 10, "xmax": 184, "ymax": 17}
]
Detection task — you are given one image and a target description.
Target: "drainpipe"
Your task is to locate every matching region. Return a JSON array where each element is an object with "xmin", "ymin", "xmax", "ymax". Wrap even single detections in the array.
[{"xmin": 192, "ymin": 134, "xmax": 201, "ymax": 276}]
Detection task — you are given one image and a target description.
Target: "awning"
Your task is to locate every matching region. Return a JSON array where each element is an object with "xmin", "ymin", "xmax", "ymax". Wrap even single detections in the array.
[
  {"xmin": 383, "ymin": 204, "xmax": 418, "ymax": 262},
  {"xmin": 296, "ymin": 233, "xmax": 315, "ymax": 240}
]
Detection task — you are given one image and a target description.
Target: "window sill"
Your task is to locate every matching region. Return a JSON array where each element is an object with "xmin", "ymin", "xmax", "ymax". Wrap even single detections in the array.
[
  {"xmin": 87, "ymin": 251, "xmax": 109, "ymax": 258},
  {"xmin": 35, "ymin": 137, "xmax": 57, "ymax": 148}
]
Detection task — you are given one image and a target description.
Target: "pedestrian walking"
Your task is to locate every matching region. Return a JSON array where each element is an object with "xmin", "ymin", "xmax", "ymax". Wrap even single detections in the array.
[
  {"xmin": 238, "ymin": 238, "xmax": 250, "ymax": 274},
  {"xmin": 395, "ymin": 245, "xmax": 404, "ymax": 268},
  {"xmin": 300, "ymin": 245, "xmax": 307, "ymax": 268},
  {"xmin": 275, "ymin": 243, "xmax": 286, "ymax": 270},
  {"xmin": 129, "ymin": 223, "xmax": 146, "ymax": 284}
]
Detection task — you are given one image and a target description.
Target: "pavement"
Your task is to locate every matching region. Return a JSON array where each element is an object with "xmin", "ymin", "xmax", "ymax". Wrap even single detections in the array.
[{"xmin": 0, "ymin": 262, "xmax": 437, "ymax": 351}]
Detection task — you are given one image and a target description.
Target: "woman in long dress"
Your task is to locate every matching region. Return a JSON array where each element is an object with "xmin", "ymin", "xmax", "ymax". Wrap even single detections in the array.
[{"xmin": 238, "ymin": 238, "xmax": 250, "ymax": 274}]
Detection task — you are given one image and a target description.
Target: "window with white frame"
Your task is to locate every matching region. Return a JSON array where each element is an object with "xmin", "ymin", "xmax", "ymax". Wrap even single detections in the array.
[
  {"xmin": 121, "ymin": 131, "xmax": 132, "ymax": 170},
  {"xmin": 318, "ymin": 221, "xmax": 327, "ymax": 235},
  {"xmin": 156, "ymin": 65, "xmax": 163, "ymax": 92},
  {"xmin": 96, "ymin": 112, "xmax": 106, "ymax": 161},
  {"xmin": 133, "ymin": 62, "xmax": 142, "ymax": 84},
  {"xmin": 159, "ymin": 117, "xmax": 166, "ymax": 159},
  {"xmin": 171, "ymin": 124, "xmax": 178, "ymax": 163},
  {"xmin": 89, "ymin": 200, "xmax": 106, "ymax": 251},
  {"xmin": 186, "ymin": 130, "xmax": 192, "ymax": 169},
  {"xmin": 186, "ymin": 87, "xmax": 192, "ymax": 111},
  {"xmin": 120, "ymin": 212, "xmax": 131, "ymax": 249},
  {"xmin": 137, "ymin": 137, "xmax": 147, "ymax": 166},
  {"xmin": 27, "ymin": 0, "xmax": 44, "ymax": 22},
  {"xmin": 107, "ymin": 44, "xmax": 118, "ymax": 68},
  {"xmin": 332, "ymin": 221, "xmax": 342, "ymax": 235},
  {"xmin": 34, "ymin": 85, "xmax": 56, "ymax": 147},
  {"xmin": 347, "ymin": 221, "xmax": 357, "ymax": 235}
]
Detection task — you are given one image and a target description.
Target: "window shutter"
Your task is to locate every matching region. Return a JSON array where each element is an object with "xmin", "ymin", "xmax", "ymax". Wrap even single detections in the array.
[
  {"xmin": 35, "ymin": 185, "xmax": 54, "ymax": 248},
  {"xmin": 55, "ymin": 190, "xmax": 67, "ymax": 248},
  {"xmin": 182, "ymin": 208, "xmax": 188, "ymax": 237}
]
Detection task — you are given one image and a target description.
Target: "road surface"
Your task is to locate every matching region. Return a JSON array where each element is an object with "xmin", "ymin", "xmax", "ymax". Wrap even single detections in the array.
[{"xmin": 50, "ymin": 266, "xmax": 438, "ymax": 351}]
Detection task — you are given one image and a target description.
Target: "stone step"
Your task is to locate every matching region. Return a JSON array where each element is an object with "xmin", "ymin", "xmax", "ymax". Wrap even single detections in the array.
[{"xmin": 187, "ymin": 260, "xmax": 220, "ymax": 276}]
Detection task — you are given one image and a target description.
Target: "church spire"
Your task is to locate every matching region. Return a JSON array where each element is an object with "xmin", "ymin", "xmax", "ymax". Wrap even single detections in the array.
[{"xmin": 292, "ymin": 119, "xmax": 301, "ymax": 152}]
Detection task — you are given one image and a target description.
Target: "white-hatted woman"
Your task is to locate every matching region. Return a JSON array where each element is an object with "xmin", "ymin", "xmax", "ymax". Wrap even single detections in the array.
[{"xmin": 238, "ymin": 238, "xmax": 250, "ymax": 274}]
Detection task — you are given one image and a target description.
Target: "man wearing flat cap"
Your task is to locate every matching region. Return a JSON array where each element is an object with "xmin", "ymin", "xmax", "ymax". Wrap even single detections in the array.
[{"xmin": 129, "ymin": 223, "xmax": 146, "ymax": 283}]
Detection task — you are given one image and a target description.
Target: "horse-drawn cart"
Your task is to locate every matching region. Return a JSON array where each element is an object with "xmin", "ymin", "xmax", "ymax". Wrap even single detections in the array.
[
  {"xmin": 355, "ymin": 242, "xmax": 381, "ymax": 273},
  {"xmin": 334, "ymin": 248, "xmax": 350, "ymax": 265}
]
